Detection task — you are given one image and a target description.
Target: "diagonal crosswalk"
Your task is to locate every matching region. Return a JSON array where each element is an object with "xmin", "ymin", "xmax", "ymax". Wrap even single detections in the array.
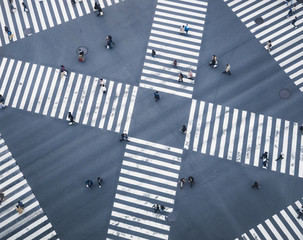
[
  {"xmin": 235, "ymin": 198, "xmax": 303, "ymax": 240},
  {"xmin": 224, "ymin": 0, "xmax": 303, "ymax": 92},
  {"xmin": 139, "ymin": 0, "xmax": 208, "ymax": 98},
  {"xmin": 0, "ymin": 135, "xmax": 59, "ymax": 240},
  {"xmin": 106, "ymin": 137, "xmax": 183, "ymax": 240},
  {"xmin": 0, "ymin": 57, "xmax": 138, "ymax": 133},
  {"xmin": 184, "ymin": 99, "xmax": 303, "ymax": 178},
  {"xmin": 0, "ymin": 0, "xmax": 124, "ymax": 46}
]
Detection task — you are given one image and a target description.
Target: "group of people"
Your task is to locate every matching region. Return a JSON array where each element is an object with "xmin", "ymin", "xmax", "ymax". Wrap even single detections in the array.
[
  {"xmin": 86, "ymin": 177, "xmax": 103, "ymax": 189},
  {"xmin": 208, "ymin": 55, "xmax": 231, "ymax": 75},
  {"xmin": 152, "ymin": 204, "xmax": 165, "ymax": 213},
  {"xmin": 261, "ymin": 151, "xmax": 285, "ymax": 169}
]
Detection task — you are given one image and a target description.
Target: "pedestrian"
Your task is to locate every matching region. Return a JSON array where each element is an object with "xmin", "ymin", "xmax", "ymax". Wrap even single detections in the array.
[
  {"xmin": 179, "ymin": 178, "xmax": 186, "ymax": 189},
  {"xmin": 187, "ymin": 70, "xmax": 193, "ymax": 80},
  {"xmin": 266, "ymin": 40, "xmax": 272, "ymax": 51},
  {"xmin": 101, "ymin": 84, "xmax": 107, "ymax": 93},
  {"xmin": 106, "ymin": 36, "xmax": 114, "ymax": 49},
  {"xmin": 9, "ymin": 1, "xmax": 16, "ymax": 13},
  {"xmin": 99, "ymin": 78, "xmax": 105, "ymax": 86},
  {"xmin": 4, "ymin": 26, "xmax": 9, "ymax": 33},
  {"xmin": 97, "ymin": 177, "xmax": 102, "ymax": 188},
  {"xmin": 188, "ymin": 176, "xmax": 195, "ymax": 188},
  {"xmin": 299, "ymin": 124, "xmax": 303, "ymax": 135},
  {"xmin": 180, "ymin": 25, "xmax": 185, "ymax": 35},
  {"xmin": 152, "ymin": 49, "xmax": 156, "ymax": 58},
  {"xmin": 251, "ymin": 181, "xmax": 260, "ymax": 189},
  {"xmin": 85, "ymin": 180, "xmax": 93, "ymax": 189},
  {"xmin": 0, "ymin": 95, "xmax": 6, "ymax": 109},
  {"xmin": 94, "ymin": 1, "xmax": 100, "ymax": 12},
  {"xmin": 209, "ymin": 55, "xmax": 218, "ymax": 68},
  {"xmin": 276, "ymin": 152, "xmax": 284, "ymax": 161},
  {"xmin": 173, "ymin": 59, "xmax": 177, "ymax": 68},
  {"xmin": 178, "ymin": 72, "xmax": 183, "ymax": 82},
  {"xmin": 71, "ymin": 0, "xmax": 76, "ymax": 4},
  {"xmin": 184, "ymin": 24, "xmax": 189, "ymax": 34},
  {"xmin": 120, "ymin": 132, "xmax": 130, "ymax": 142},
  {"xmin": 60, "ymin": 65, "xmax": 68, "ymax": 78},
  {"xmin": 0, "ymin": 192, "xmax": 5, "ymax": 204},
  {"xmin": 285, "ymin": 0, "xmax": 291, "ymax": 6},
  {"xmin": 78, "ymin": 54, "xmax": 85, "ymax": 62},
  {"xmin": 160, "ymin": 205, "xmax": 165, "ymax": 212},
  {"xmin": 22, "ymin": 2, "xmax": 29, "ymax": 12},
  {"xmin": 287, "ymin": 8, "xmax": 293, "ymax": 18},
  {"xmin": 292, "ymin": 4, "xmax": 296, "ymax": 12},
  {"xmin": 262, "ymin": 158, "xmax": 268, "ymax": 169},
  {"xmin": 97, "ymin": 5, "xmax": 103, "ymax": 16},
  {"xmin": 261, "ymin": 151, "xmax": 268, "ymax": 160},
  {"xmin": 291, "ymin": 16, "xmax": 298, "ymax": 28},
  {"xmin": 67, "ymin": 112, "xmax": 75, "ymax": 125},
  {"xmin": 152, "ymin": 204, "xmax": 159, "ymax": 213},
  {"xmin": 297, "ymin": 205, "xmax": 303, "ymax": 219},
  {"xmin": 5, "ymin": 26, "xmax": 13, "ymax": 40},
  {"xmin": 154, "ymin": 91, "xmax": 160, "ymax": 101},
  {"xmin": 16, "ymin": 201, "xmax": 25, "ymax": 214},
  {"xmin": 222, "ymin": 64, "xmax": 231, "ymax": 75},
  {"xmin": 179, "ymin": 125, "xmax": 187, "ymax": 133}
]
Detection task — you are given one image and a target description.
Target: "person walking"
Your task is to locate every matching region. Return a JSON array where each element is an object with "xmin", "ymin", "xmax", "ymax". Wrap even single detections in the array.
[
  {"xmin": 276, "ymin": 152, "xmax": 284, "ymax": 161},
  {"xmin": 173, "ymin": 59, "xmax": 177, "ymax": 68},
  {"xmin": 60, "ymin": 65, "xmax": 68, "ymax": 78},
  {"xmin": 97, "ymin": 177, "xmax": 102, "ymax": 188},
  {"xmin": 180, "ymin": 25, "xmax": 185, "ymax": 35},
  {"xmin": 188, "ymin": 176, "xmax": 195, "ymax": 188},
  {"xmin": 67, "ymin": 112, "xmax": 75, "ymax": 125},
  {"xmin": 222, "ymin": 64, "xmax": 231, "ymax": 75},
  {"xmin": 209, "ymin": 55, "xmax": 218, "ymax": 68},
  {"xmin": 187, "ymin": 70, "xmax": 193, "ymax": 80},
  {"xmin": 299, "ymin": 124, "xmax": 303, "ymax": 135},
  {"xmin": 160, "ymin": 205, "xmax": 165, "ymax": 212},
  {"xmin": 5, "ymin": 26, "xmax": 13, "ymax": 40},
  {"xmin": 85, "ymin": 180, "xmax": 93, "ymax": 189},
  {"xmin": 291, "ymin": 16, "xmax": 298, "ymax": 28},
  {"xmin": 251, "ymin": 181, "xmax": 260, "ymax": 189},
  {"xmin": 16, "ymin": 201, "xmax": 25, "ymax": 214},
  {"xmin": 9, "ymin": 0, "xmax": 16, "ymax": 13},
  {"xmin": 184, "ymin": 24, "xmax": 189, "ymax": 34},
  {"xmin": 179, "ymin": 125, "xmax": 187, "ymax": 133},
  {"xmin": 178, "ymin": 72, "xmax": 183, "ymax": 82},
  {"xmin": 120, "ymin": 132, "xmax": 130, "ymax": 142},
  {"xmin": 262, "ymin": 158, "xmax": 269, "ymax": 169},
  {"xmin": 22, "ymin": 2, "xmax": 29, "ymax": 12},
  {"xmin": 154, "ymin": 91, "xmax": 160, "ymax": 101},
  {"xmin": 97, "ymin": 5, "xmax": 103, "ymax": 16},
  {"xmin": 0, "ymin": 192, "xmax": 5, "ymax": 204},
  {"xmin": 99, "ymin": 78, "xmax": 105, "ymax": 86},
  {"xmin": 179, "ymin": 178, "xmax": 186, "ymax": 189},
  {"xmin": 287, "ymin": 8, "xmax": 293, "ymax": 18},
  {"xmin": 106, "ymin": 36, "xmax": 114, "ymax": 49},
  {"xmin": 152, "ymin": 49, "xmax": 156, "ymax": 58},
  {"xmin": 0, "ymin": 95, "xmax": 6, "ymax": 109},
  {"xmin": 101, "ymin": 84, "xmax": 107, "ymax": 93},
  {"xmin": 297, "ymin": 205, "xmax": 303, "ymax": 219},
  {"xmin": 266, "ymin": 40, "xmax": 272, "ymax": 51},
  {"xmin": 152, "ymin": 204, "xmax": 160, "ymax": 213}
]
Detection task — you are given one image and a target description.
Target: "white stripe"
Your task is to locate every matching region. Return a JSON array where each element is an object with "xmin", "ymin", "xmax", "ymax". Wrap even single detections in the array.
[
  {"xmin": 120, "ymin": 168, "xmax": 177, "ymax": 187},
  {"xmin": 74, "ymin": 0, "xmax": 84, "ymax": 16},
  {"xmin": 82, "ymin": 77, "xmax": 99, "ymax": 125},
  {"xmin": 155, "ymin": 10, "xmax": 204, "ymax": 24},
  {"xmin": 156, "ymin": 5, "xmax": 206, "ymax": 18},
  {"xmin": 249, "ymin": 228, "xmax": 261, "ymax": 240},
  {"xmin": 58, "ymin": 72, "xmax": 75, "ymax": 119},
  {"xmin": 150, "ymin": 29, "xmax": 202, "ymax": 44},
  {"xmin": 180, "ymin": 0, "xmax": 208, "ymax": 6},
  {"xmin": 107, "ymin": 229, "xmax": 149, "ymax": 240},
  {"xmin": 241, "ymin": 0, "xmax": 274, "ymax": 22},
  {"xmin": 150, "ymin": 36, "xmax": 200, "ymax": 50},
  {"xmin": 245, "ymin": 113, "xmax": 255, "ymax": 165},
  {"xmin": 219, "ymin": 107, "xmax": 230, "ymax": 158},
  {"xmin": 107, "ymin": 83, "xmax": 122, "ymax": 130},
  {"xmin": 290, "ymin": 68, "xmax": 303, "ymax": 80},
  {"xmin": 3, "ymin": 1, "xmax": 17, "ymax": 41},
  {"xmin": 50, "ymin": 70, "xmax": 67, "ymax": 117},
  {"xmin": 40, "ymin": 230, "xmax": 57, "ymax": 240},
  {"xmin": 106, "ymin": 0, "xmax": 112, "ymax": 6},
  {"xmin": 299, "ymin": 134, "xmax": 303, "ymax": 178},
  {"xmin": 158, "ymin": 0, "xmax": 207, "ymax": 12},
  {"xmin": 0, "ymin": 58, "xmax": 8, "ymax": 86},
  {"xmin": 3, "ymin": 179, "xmax": 27, "ymax": 196},
  {"xmin": 280, "ymin": 210, "xmax": 302, "ymax": 238},
  {"xmin": 42, "ymin": 69, "xmax": 60, "ymax": 115},
  {"xmin": 124, "ymin": 152, "xmax": 180, "ymax": 170},
  {"xmin": 227, "ymin": 0, "xmax": 243, "ymax": 7},
  {"xmin": 34, "ymin": 0, "xmax": 47, "ymax": 30},
  {"xmin": 23, "ymin": 223, "xmax": 53, "ymax": 240},
  {"xmin": 257, "ymin": 224, "xmax": 271, "ymax": 240},
  {"xmin": 289, "ymin": 123, "xmax": 298, "ymax": 176},
  {"xmin": 253, "ymin": 115, "xmax": 264, "ymax": 166},
  {"xmin": 19, "ymin": 64, "xmax": 37, "ymax": 110},
  {"xmin": 241, "ymin": 233, "xmax": 250, "ymax": 240},
  {"xmin": 279, "ymin": 51, "xmax": 303, "ymax": 68},
  {"xmin": 109, "ymin": 220, "xmax": 168, "ymax": 240},
  {"xmin": 27, "ymin": 65, "xmax": 45, "ymax": 112},
  {"xmin": 123, "ymin": 86, "xmax": 138, "ymax": 133},
  {"xmin": 287, "ymin": 205, "xmax": 303, "ymax": 229},
  {"xmin": 66, "ymin": 0, "xmax": 77, "ymax": 19},
  {"xmin": 146, "ymin": 48, "xmax": 198, "ymax": 64},
  {"xmin": 117, "ymin": 185, "xmax": 174, "ymax": 204},
  {"xmin": 232, "ymin": 0, "xmax": 255, "ymax": 12},
  {"xmin": 235, "ymin": 0, "xmax": 258, "ymax": 16},
  {"xmin": 122, "ymin": 160, "xmax": 179, "ymax": 179},
  {"xmin": 0, "ymin": 151, "xmax": 11, "ymax": 162},
  {"xmin": 10, "ymin": 3, "xmax": 24, "ymax": 39},
  {"xmin": 271, "ymin": 35, "xmax": 301, "ymax": 55},
  {"xmin": 285, "ymin": 60, "xmax": 303, "ymax": 73},
  {"xmin": 280, "ymin": 121, "xmax": 289, "ymax": 174},
  {"xmin": 126, "ymin": 144, "xmax": 181, "ymax": 162},
  {"xmin": 68, "ymin": 74, "xmax": 83, "ymax": 118},
  {"xmin": 34, "ymin": 67, "xmax": 52, "ymax": 114},
  {"xmin": 0, "ymin": 59, "xmax": 15, "ymax": 96},
  {"xmin": 91, "ymin": 83, "xmax": 104, "ymax": 127},
  {"xmin": 50, "ymin": 0, "xmax": 62, "ymax": 25},
  {"xmin": 227, "ymin": 109, "xmax": 239, "ymax": 160},
  {"xmin": 26, "ymin": 0, "xmax": 40, "ymax": 33},
  {"xmin": 0, "ymin": 172, "xmax": 23, "ymax": 190},
  {"xmin": 151, "ymin": 23, "xmax": 203, "ymax": 38},
  {"xmin": 201, "ymin": 103, "xmax": 213, "ymax": 154},
  {"xmin": 99, "ymin": 81, "xmax": 114, "ymax": 128},
  {"xmin": 115, "ymin": 85, "xmax": 130, "ymax": 133},
  {"xmin": 271, "ymin": 119, "xmax": 281, "ymax": 171},
  {"xmin": 82, "ymin": 0, "xmax": 91, "ymax": 14},
  {"xmin": 145, "ymin": 55, "xmax": 197, "ymax": 70},
  {"xmin": 42, "ymin": 0, "xmax": 55, "ymax": 28},
  {"xmin": 264, "ymin": 117, "xmax": 272, "ymax": 152},
  {"xmin": 0, "ymin": 6, "xmax": 9, "ymax": 44},
  {"xmin": 111, "ymin": 211, "xmax": 170, "ymax": 231},
  {"xmin": 6, "ymin": 61, "xmax": 22, "ymax": 105},
  {"xmin": 75, "ymin": 76, "xmax": 91, "ymax": 122},
  {"xmin": 265, "ymin": 219, "xmax": 283, "ymax": 240},
  {"xmin": 148, "ymin": 42, "xmax": 199, "ymax": 57},
  {"xmin": 58, "ymin": 0, "xmax": 69, "ymax": 22},
  {"xmin": 129, "ymin": 137, "xmax": 182, "ymax": 154},
  {"xmin": 0, "ymin": 159, "xmax": 16, "ymax": 172},
  {"xmin": 184, "ymin": 99, "xmax": 197, "ymax": 149},
  {"xmin": 274, "ymin": 43, "xmax": 303, "ymax": 62},
  {"xmin": 236, "ymin": 111, "xmax": 247, "ymax": 162},
  {"xmin": 272, "ymin": 214, "xmax": 294, "ymax": 240},
  {"xmin": 210, "ymin": 105, "xmax": 222, "ymax": 156},
  {"xmin": 193, "ymin": 101, "xmax": 204, "ymax": 151}
]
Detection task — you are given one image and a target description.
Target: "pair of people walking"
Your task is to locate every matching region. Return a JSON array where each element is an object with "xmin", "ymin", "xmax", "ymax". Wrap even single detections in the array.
[
  {"xmin": 86, "ymin": 177, "xmax": 103, "ymax": 189},
  {"xmin": 152, "ymin": 204, "xmax": 165, "ymax": 213},
  {"xmin": 179, "ymin": 176, "xmax": 195, "ymax": 189}
]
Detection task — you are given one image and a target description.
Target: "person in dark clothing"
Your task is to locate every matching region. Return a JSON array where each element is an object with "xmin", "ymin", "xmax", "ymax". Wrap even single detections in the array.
[
  {"xmin": 179, "ymin": 125, "xmax": 187, "ymax": 133},
  {"xmin": 251, "ymin": 181, "xmax": 260, "ymax": 189},
  {"xmin": 153, "ymin": 204, "xmax": 160, "ymax": 213},
  {"xmin": 299, "ymin": 125, "xmax": 303, "ymax": 135},
  {"xmin": 86, "ymin": 180, "xmax": 93, "ymax": 189},
  {"xmin": 106, "ymin": 36, "xmax": 114, "ymax": 49},
  {"xmin": 120, "ymin": 133, "xmax": 130, "ymax": 142},
  {"xmin": 291, "ymin": 16, "xmax": 298, "ymax": 28},
  {"xmin": 22, "ymin": 2, "xmax": 28, "ymax": 12},
  {"xmin": 178, "ymin": 72, "xmax": 183, "ymax": 82},
  {"xmin": 152, "ymin": 50, "xmax": 156, "ymax": 57},
  {"xmin": 97, "ymin": 177, "xmax": 102, "ymax": 188},
  {"xmin": 67, "ymin": 112, "xmax": 75, "ymax": 125},
  {"xmin": 179, "ymin": 178, "xmax": 186, "ymax": 189},
  {"xmin": 97, "ymin": 6, "xmax": 103, "ymax": 16},
  {"xmin": 154, "ymin": 91, "xmax": 160, "ymax": 101},
  {"xmin": 0, "ymin": 95, "xmax": 6, "ymax": 109},
  {"xmin": 209, "ymin": 55, "xmax": 218, "ymax": 68},
  {"xmin": 160, "ymin": 205, "xmax": 165, "ymax": 212},
  {"xmin": 188, "ymin": 176, "xmax": 195, "ymax": 188}
]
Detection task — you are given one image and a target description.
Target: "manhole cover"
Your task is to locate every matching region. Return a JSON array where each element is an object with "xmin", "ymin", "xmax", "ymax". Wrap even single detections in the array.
[
  {"xmin": 24, "ymin": 28, "xmax": 32, "ymax": 36},
  {"xmin": 166, "ymin": 212, "xmax": 176, "ymax": 222},
  {"xmin": 76, "ymin": 46, "xmax": 88, "ymax": 55},
  {"xmin": 255, "ymin": 17, "xmax": 264, "ymax": 25},
  {"xmin": 279, "ymin": 88, "xmax": 291, "ymax": 99}
]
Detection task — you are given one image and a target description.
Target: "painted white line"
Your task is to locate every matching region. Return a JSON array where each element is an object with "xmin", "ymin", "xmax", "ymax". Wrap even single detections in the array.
[
  {"xmin": 253, "ymin": 115, "xmax": 264, "ymax": 167},
  {"xmin": 26, "ymin": 0, "xmax": 40, "ymax": 33},
  {"xmin": 210, "ymin": 105, "xmax": 222, "ymax": 156},
  {"xmin": 219, "ymin": 107, "xmax": 230, "ymax": 158},
  {"xmin": 232, "ymin": 0, "xmax": 255, "ymax": 13},
  {"xmin": 280, "ymin": 210, "xmax": 302, "ymax": 238},
  {"xmin": 90, "ymin": 84, "xmax": 104, "ymax": 127},
  {"xmin": 74, "ymin": 75, "xmax": 91, "ymax": 122},
  {"xmin": 99, "ymin": 81, "xmax": 114, "ymax": 129},
  {"xmin": 156, "ymin": 5, "xmax": 206, "ymax": 18},
  {"xmin": 265, "ymin": 219, "xmax": 283, "ymax": 240},
  {"xmin": 299, "ymin": 134, "xmax": 303, "ymax": 178},
  {"xmin": 256, "ymin": 224, "xmax": 271, "ymax": 240},
  {"xmin": 42, "ymin": 69, "xmax": 60, "ymax": 115},
  {"xmin": 180, "ymin": 0, "xmax": 208, "ymax": 6},
  {"xmin": 40, "ymin": 230, "xmax": 57, "ymax": 240},
  {"xmin": 289, "ymin": 123, "xmax": 298, "ymax": 176},
  {"xmin": 0, "ymin": 59, "xmax": 15, "ymax": 96},
  {"xmin": 82, "ymin": 0, "xmax": 91, "ymax": 14},
  {"xmin": 272, "ymin": 214, "xmax": 294, "ymax": 240},
  {"xmin": 115, "ymin": 85, "xmax": 130, "ymax": 133},
  {"xmin": 148, "ymin": 42, "xmax": 199, "ymax": 57},
  {"xmin": 193, "ymin": 101, "xmax": 204, "ymax": 152},
  {"xmin": 107, "ymin": 229, "xmax": 149, "ymax": 240},
  {"xmin": 249, "ymin": 228, "xmax": 261, "ymax": 240},
  {"xmin": 50, "ymin": 0, "xmax": 62, "ymax": 25},
  {"xmin": 6, "ymin": 60, "xmax": 22, "ymax": 105},
  {"xmin": 42, "ymin": 0, "xmax": 55, "ymax": 28},
  {"xmin": 23, "ymin": 223, "xmax": 52, "ymax": 240},
  {"xmin": 236, "ymin": 111, "xmax": 247, "ymax": 162},
  {"xmin": 201, "ymin": 103, "xmax": 213, "ymax": 154},
  {"xmin": 34, "ymin": 0, "xmax": 47, "ymax": 30},
  {"xmin": 227, "ymin": 109, "xmax": 239, "ymax": 160},
  {"xmin": 158, "ymin": 0, "xmax": 207, "ymax": 12},
  {"xmin": 155, "ymin": 10, "xmax": 205, "ymax": 25},
  {"xmin": 50, "ymin": 70, "xmax": 67, "ymax": 117},
  {"xmin": 66, "ymin": 0, "xmax": 76, "ymax": 19},
  {"xmin": 0, "ymin": 58, "xmax": 8, "ymax": 86},
  {"xmin": 241, "ymin": 0, "xmax": 275, "ymax": 22},
  {"xmin": 150, "ymin": 35, "xmax": 200, "ymax": 50},
  {"xmin": 27, "ymin": 65, "xmax": 45, "ymax": 112},
  {"xmin": 145, "ymin": 55, "xmax": 197, "ymax": 70},
  {"xmin": 271, "ymin": 119, "xmax": 281, "ymax": 172},
  {"xmin": 107, "ymin": 83, "xmax": 122, "ymax": 131},
  {"xmin": 123, "ymin": 86, "xmax": 138, "ymax": 134},
  {"xmin": 58, "ymin": 0, "xmax": 69, "ymax": 22},
  {"xmin": 288, "ymin": 205, "xmax": 303, "ymax": 229},
  {"xmin": 35, "ymin": 67, "xmax": 52, "ymax": 114},
  {"xmin": 19, "ymin": 64, "xmax": 37, "ymax": 110},
  {"xmin": 146, "ymin": 49, "xmax": 198, "ymax": 64},
  {"xmin": 264, "ymin": 116, "xmax": 272, "ymax": 152},
  {"xmin": 184, "ymin": 99, "xmax": 197, "ymax": 149},
  {"xmin": 245, "ymin": 113, "xmax": 255, "ymax": 165},
  {"xmin": 82, "ymin": 77, "xmax": 99, "ymax": 125},
  {"xmin": 58, "ymin": 74, "xmax": 76, "ymax": 118},
  {"xmin": 68, "ymin": 74, "xmax": 83, "ymax": 118},
  {"xmin": 280, "ymin": 121, "xmax": 289, "ymax": 174},
  {"xmin": 152, "ymin": 24, "xmax": 203, "ymax": 38}
]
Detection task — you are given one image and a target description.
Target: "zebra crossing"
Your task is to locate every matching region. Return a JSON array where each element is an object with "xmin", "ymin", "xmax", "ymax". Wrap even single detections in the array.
[
  {"xmin": 184, "ymin": 99, "xmax": 303, "ymax": 178},
  {"xmin": 0, "ymin": 135, "xmax": 59, "ymax": 240},
  {"xmin": 224, "ymin": 0, "xmax": 303, "ymax": 92},
  {"xmin": 0, "ymin": 0, "xmax": 124, "ymax": 46},
  {"xmin": 235, "ymin": 198, "xmax": 303, "ymax": 240},
  {"xmin": 106, "ymin": 137, "xmax": 183, "ymax": 240},
  {"xmin": 0, "ymin": 57, "xmax": 138, "ymax": 133},
  {"xmin": 139, "ymin": 0, "xmax": 208, "ymax": 99}
]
